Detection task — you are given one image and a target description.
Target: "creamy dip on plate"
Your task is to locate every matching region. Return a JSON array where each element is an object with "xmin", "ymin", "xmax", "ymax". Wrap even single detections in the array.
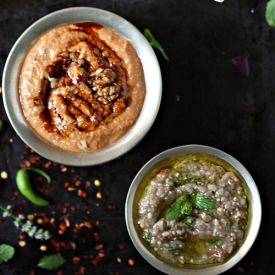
[
  {"xmin": 136, "ymin": 155, "xmax": 248, "ymax": 266},
  {"xmin": 18, "ymin": 22, "xmax": 145, "ymax": 152}
]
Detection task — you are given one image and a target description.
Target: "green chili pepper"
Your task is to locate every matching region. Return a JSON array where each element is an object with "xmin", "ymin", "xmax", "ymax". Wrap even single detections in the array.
[{"xmin": 16, "ymin": 168, "xmax": 51, "ymax": 206}]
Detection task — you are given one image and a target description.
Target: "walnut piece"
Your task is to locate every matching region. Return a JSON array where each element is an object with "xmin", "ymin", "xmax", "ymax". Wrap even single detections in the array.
[
  {"xmin": 91, "ymin": 68, "xmax": 121, "ymax": 104},
  {"xmin": 96, "ymin": 84, "xmax": 120, "ymax": 104}
]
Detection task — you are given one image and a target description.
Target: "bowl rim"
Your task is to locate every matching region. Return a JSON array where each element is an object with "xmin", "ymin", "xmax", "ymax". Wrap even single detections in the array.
[
  {"xmin": 125, "ymin": 144, "xmax": 262, "ymax": 275},
  {"xmin": 2, "ymin": 7, "xmax": 162, "ymax": 166}
]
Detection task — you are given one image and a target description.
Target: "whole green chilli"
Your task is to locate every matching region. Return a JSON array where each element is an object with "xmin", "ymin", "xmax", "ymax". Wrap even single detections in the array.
[{"xmin": 16, "ymin": 168, "xmax": 51, "ymax": 206}]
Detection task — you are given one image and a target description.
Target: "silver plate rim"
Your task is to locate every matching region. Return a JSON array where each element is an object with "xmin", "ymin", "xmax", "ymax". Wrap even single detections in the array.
[{"xmin": 2, "ymin": 7, "xmax": 162, "ymax": 166}]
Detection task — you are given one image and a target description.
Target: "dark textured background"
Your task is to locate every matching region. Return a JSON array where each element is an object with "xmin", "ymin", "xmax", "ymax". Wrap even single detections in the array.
[{"xmin": 0, "ymin": 0, "xmax": 274, "ymax": 274}]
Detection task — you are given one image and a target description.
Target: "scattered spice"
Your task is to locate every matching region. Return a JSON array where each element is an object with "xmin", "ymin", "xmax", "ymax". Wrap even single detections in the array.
[
  {"xmin": 61, "ymin": 167, "xmax": 67, "ymax": 172},
  {"xmin": 94, "ymin": 179, "xmax": 101, "ymax": 187},
  {"xmin": 40, "ymin": 245, "xmax": 47, "ymax": 251},
  {"xmin": 77, "ymin": 189, "xmax": 87, "ymax": 198},
  {"xmin": 96, "ymin": 192, "xmax": 102, "ymax": 199},
  {"xmin": 0, "ymin": 171, "xmax": 8, "ymax": 179},
  {"xmin": 128, "ymin": 258, "xmax": 135, "ymax": 266},
  {"xmin": 238, "ymin": 267, "xmax": 245, "ymax": 273},
  {"xmin": 75, "ymin": 266, "xmax": 85, "ymax": 275},
  {"xmin": 37, "ymin": 218, "xmax": 44, "ymax": 224},
  {"xmin": 72, "ymin": 256, "xmax": 80, "ymax": 264},
  {"xmin": 27, "ymin": 214, "xmax": 34, "ymax": 220},
  {"xmin": 18, "ymin": 240, "xmax": 26, "ymax": 247}
]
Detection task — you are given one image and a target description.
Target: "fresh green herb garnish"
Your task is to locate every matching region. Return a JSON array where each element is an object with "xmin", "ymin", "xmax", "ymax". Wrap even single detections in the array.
[
  {"xmin": 180, "ymin": 200, "xmax": 192, "ymax": 215},
  {"xmin": 191, "ymin": 192, "xmax": 216, "ymax": 210},
  {"xmin": 0, "ymin": 244, "xmax": 15, "ymax": 264},
  {"xmin": 38, "ymin": 254, "xmax": 66, "ymax": 270},
  {"xmin": 166, "ymin": 194, "xmax": 189, "ymax": 221},
  {"xmin": 0, "ymin": 120, "xmax": 3, "ymax": 132},
  {"xmin": 266, "ymin": 0, "xmax": 275, "ymax": 27},
  {"xmin": 165, "ymin": 243, "xmax": 178, "ymax": 251},
  {"xmin": 210, "ymin": 239, "xmax": 222, "ymax": 248},
  {"xmin": 165, "ymin": 192, "xmax": 216, "ymax": 221},
  {"xmin": 143, "ymin": 28, "xmax": 169, "ymax": 60}
]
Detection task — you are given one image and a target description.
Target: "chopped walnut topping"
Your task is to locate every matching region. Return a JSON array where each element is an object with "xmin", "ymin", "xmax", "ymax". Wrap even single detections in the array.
[
  {"xmin": 92, "ymin": 68, "xmax": 116, "ymax": 87},
  {"xmin": 67, "ymin": 63, "xmax": 85, "ymax": 84},
  {"xmin": 96, "ymin": 84, "xmax": 120, "ymax": 104},
  {"xmin": 90, "ymin": 67, "xmax": 121, "ymax": 104}
]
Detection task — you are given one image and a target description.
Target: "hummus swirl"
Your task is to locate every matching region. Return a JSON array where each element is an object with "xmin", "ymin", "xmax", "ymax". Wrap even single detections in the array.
[{"xmin": 19, "ymin": 23, "xmax": 145, "ymax": 152}]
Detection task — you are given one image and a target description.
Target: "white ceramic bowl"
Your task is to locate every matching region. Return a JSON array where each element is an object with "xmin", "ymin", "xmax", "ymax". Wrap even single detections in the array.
[
  {"xmin": 125, "ymin": 144, "xmax": 261, "ymax": 275},
  {"xmin": 2, "ymin": 7, "xmax": 162, "ymax": 166}
]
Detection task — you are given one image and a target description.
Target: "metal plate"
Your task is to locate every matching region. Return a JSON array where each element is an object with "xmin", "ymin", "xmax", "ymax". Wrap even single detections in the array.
[
  {"xmin": 125, "ymin": 145, "xmax": 262, "ymax": 275},
  {"xmin": 2, "ymin": 7, "xmax": 162, "ymax": 166}
]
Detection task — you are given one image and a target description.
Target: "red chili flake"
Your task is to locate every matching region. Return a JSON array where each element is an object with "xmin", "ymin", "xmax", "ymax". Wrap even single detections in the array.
[
  {"xmin": 64, "ymin": 218, "xmax": 70, "ymax": 227},
  {"xmin": 238, "ymin": 267, "xmax": 245, "ymax": 273},
  {"xmin": 68, "ymin": 187, "xmax": 76, "ymax": 191},
  {"xmin": 63, "ymin": 207, "xmax": 68, "ymax": 214},
  {"xmin": 57, "ymin": 272, "xmax": 63, "ymax": 275},
  {"xmin": 85, "ymin": 181, "xmax": 91, "ymax": 188},
  {"xmin": 29, "ymin": 154, "xmax": 40, "ymax": 164},
  {"xmin": 29, "ymin": 270, "xmax": 35, "ymax": 275},
  {"xmin": 20, "ymin": 160, "xmax": 31, "ymax": 168},
  {"xmin": 43, "ymin": 161, "xmax": 52, "ymax": 169},
  {"xmin": 15, "ymin": 207, "xmax": 23, "ymax": 214},
  {"xmin": 12, "ymin": 191, "xmax": 20, "ymax": 201},
  {"xmin": 50, "ymin": 238, "xmax": 61, "ymax": 252},
  {"xmin": 75, "ymin": 266, "xmax": 85, "ymax": 275},
  {"xmin": 58, "ymin": 223, "xmax": 67, "ymax": 235},
  {"xmin": 75, "ymin": 180, "xmax": 81, "ymax": 187},
  {"xmin": 72, "ymin": 256, "xmax": 81, "ymax": 264},
  {"xmin": 64, "ymin": 182, "xmax": 70, "ymax": 188},
  {"xmin": 117, "ymin": 243, "xmax": 125, "ymax": 250},
  {"xmin": 94, "ymin": 232, "xmax": 101, "ymax": 242},
  {"xmin": 83, "ymin": 221, "xmax": 92, "ymax": 229},
  {"xmin": 128, "ymin": 259, "xmax": 135, "ymax": 266},
  {"xmin": 96, "ymin": 244, "xmax": 103, "ymax": 250},
  {"xmin": 98, "ymin": 252, "xmax": 105, "ymax": 258},
  {"xmin": 19, "ymin": 234, "xmax": 25, "ymax": 240},
  {"xmin": 50, "ymin": 218, "xmax": 55, "ymax": 224},
  {"xmin": 107, "ymin": 204, "xmax": 116, "ymax": 209},
  {"xmin": 77, "ymin": 189, "xmax": 87, "ymax": 198}
]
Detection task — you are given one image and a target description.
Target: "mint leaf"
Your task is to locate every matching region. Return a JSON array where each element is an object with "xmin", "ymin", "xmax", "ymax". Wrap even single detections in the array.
[
  {"xmin": 191, "ymin": 192, "xmax": 216, "ymax": 210},
  {"xmin": 266, "ymin": 0, "xmax": 275, "ymax": 27},
  {"xmin": 0, "ymin": 244, "xmax": 15, "ymax": 264},
  {"xmin": 181, "ymin": 200, "xmax": 192, "ymax": 215},
  {"xmin": 38, "ymin": 254, "xmax": 66, "ymax": 270},
  {"xmin": 27, "ymin": 167, "xmax": 51, "ymax": 183},
  {"xmin": 165, "ymin": 194, "xmax": 192, "ymax": 221},
  {"xmin": 144, "ymin": 28, "xmax": 169, "ymax": 60}
]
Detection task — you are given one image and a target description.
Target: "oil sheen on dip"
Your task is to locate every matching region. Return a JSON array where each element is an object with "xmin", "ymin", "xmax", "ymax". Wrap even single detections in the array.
[
  {"xmin": 136, "ymin": 155, "xmax": 248, "ymax": 266},
  {"xmin": 18, "ymin": 22, "xmax": 145, "ymax": 152}
]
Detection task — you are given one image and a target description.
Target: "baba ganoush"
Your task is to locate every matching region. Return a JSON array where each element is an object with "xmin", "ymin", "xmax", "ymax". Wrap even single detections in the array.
[
  {"xmin": 18, "ymin": 22, "xmax": 145, "ymax": 152},
  {"xmin": 137, "ymin": 155, "xmax": 248, "ymax": 265}
]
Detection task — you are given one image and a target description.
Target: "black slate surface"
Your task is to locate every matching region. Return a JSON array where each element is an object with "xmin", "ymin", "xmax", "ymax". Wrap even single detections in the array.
[{"xmin": 0, "ymin": 0, "xmax": 274, "ymax": 274}]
